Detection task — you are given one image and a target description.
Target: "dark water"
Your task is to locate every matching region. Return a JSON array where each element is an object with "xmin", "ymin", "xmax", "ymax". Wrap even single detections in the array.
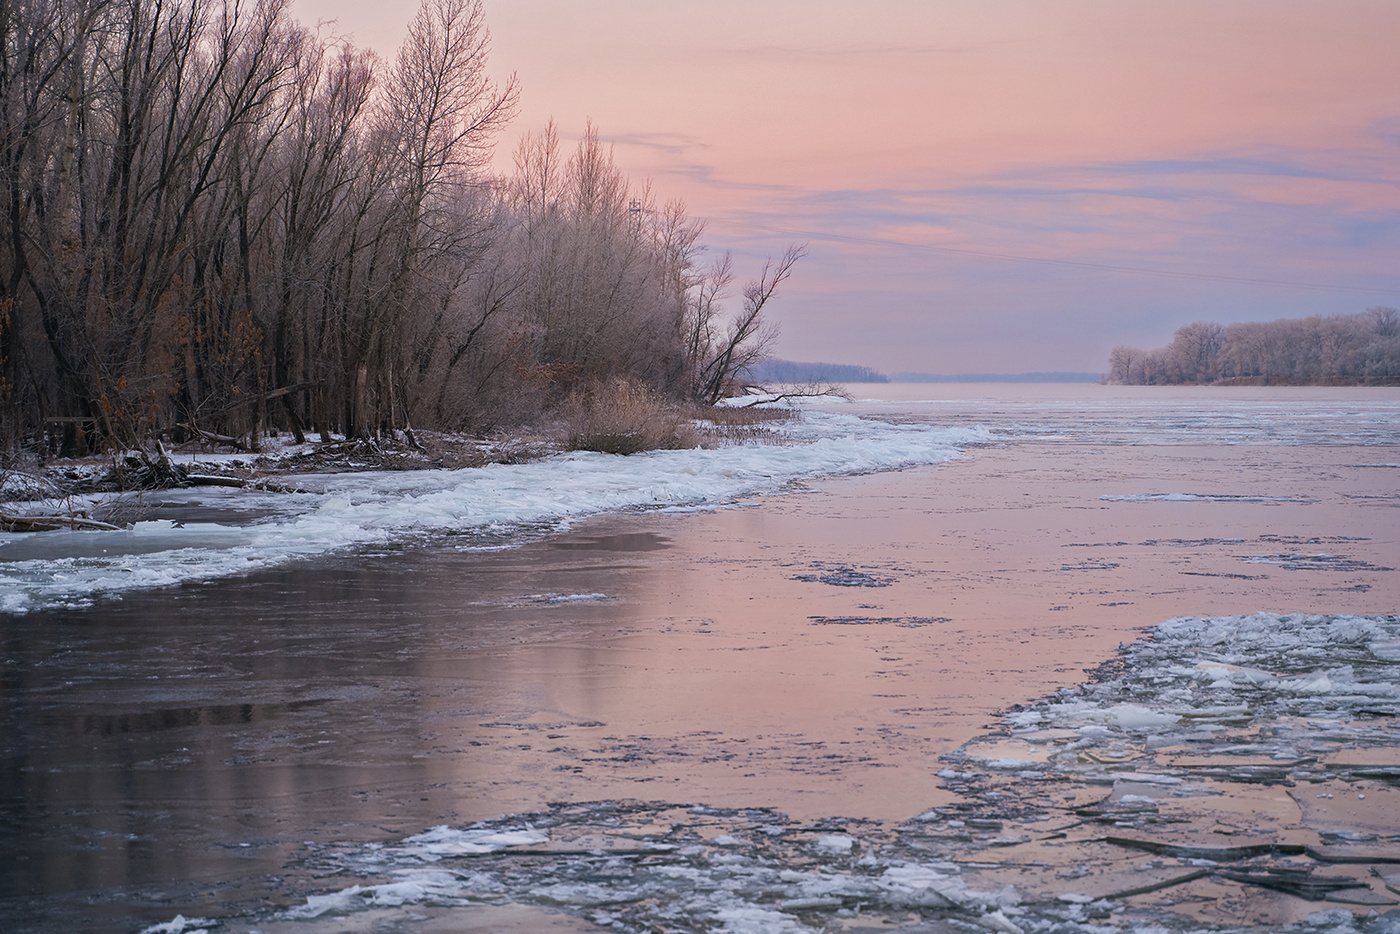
[
  {"xmin": 0, "ymin": 463, "xmax": 1134, "ymax": 932},
  {"xmin": 1, "ymin": 539, "xmax": 664, "ymax": 931},
  {"xmin": 5, "ymin": 500, "xmax": 998, "ymax": 932}
]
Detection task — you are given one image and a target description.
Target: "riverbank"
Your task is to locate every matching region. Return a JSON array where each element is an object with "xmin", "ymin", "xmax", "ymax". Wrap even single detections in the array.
[{"xmin": 0, "ymin": 400, "xmax": 803, "ymax": 533}]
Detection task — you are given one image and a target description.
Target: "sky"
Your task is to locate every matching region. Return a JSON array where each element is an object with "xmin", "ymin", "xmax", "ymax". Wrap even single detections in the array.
[{"xmin": 291, "ymin": 0, "xmax": 1400, "ymax": 374}]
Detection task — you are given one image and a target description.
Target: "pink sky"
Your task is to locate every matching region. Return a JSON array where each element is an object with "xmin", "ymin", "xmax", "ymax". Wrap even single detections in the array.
[{"xmin": 292, "ymin": 0, "xmax": 1400, "ymax": 374}]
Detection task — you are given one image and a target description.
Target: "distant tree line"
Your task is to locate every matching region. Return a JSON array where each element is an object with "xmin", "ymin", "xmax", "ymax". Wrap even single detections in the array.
[
  {"xmin": 747, "ymin": 359, "xmax": 888, "ymax": 384},
  {"xmin": 1104, "ymin": 308, "xmax": 1400, "ymax": 386},
  {"xmin": 0, "ymin": 0, "xmax": 799, "ymax": 453}
]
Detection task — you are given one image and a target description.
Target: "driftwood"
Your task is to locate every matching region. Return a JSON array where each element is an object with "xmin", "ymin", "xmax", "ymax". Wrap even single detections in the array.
[
  {"xmin": 178, "ymin": 423, "xmax": 252, "ymax": 452},
  {"xmin": 185, "ymin": 474, "xmax": 248, "ymax": 488},
  {"xmin": 1, "ymin": 444, "xmax": 306, "ymax": 534},
  {"xmin": 1, "ymin": 513, "xmax": 122, "ymax": 532},
  {"xmin": 730, "ymin": 384, "xmax": 852, "ymax": 409},
  {"xmin": 184, "ymin": 474, "xmax": 308, "ymax": 494},
  {"xmin": 158, "ymin": 440, "xmax": 305, "ymax": 493}
]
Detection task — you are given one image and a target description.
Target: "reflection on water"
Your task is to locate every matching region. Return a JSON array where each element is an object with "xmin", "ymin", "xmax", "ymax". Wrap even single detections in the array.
[
  {"xmin": 65, "ymin": 700, "xmax": 329, "ymax": 737},
  {"xmin": 3, "ymin": 387, "xmax": 1400, "ymax": 932},
  {"xmin": 549, "ymin": 532, "xmax": 673, "ymax": 552},
  {"xmin": 2, "ymin": 545, "xmax": 646, "ymax": 931}
]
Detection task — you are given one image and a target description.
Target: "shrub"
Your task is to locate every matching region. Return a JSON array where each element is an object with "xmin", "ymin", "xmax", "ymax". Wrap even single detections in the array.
[{"xmin": 561, "ymin": 379, "xmax": 700, "ymax": 455}]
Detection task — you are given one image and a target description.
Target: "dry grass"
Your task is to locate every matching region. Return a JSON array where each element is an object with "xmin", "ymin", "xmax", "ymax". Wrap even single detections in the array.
[
  {"xmin": 691, "ymin": 402, "xmax": 798, "ymax": 447},
  {"xmin": 695, "ymin": 404, "xmax": 797, "ymax": 426},
  {"xmin": 561, "ymin": 379, "xmax": 701, "ymax": 455}
]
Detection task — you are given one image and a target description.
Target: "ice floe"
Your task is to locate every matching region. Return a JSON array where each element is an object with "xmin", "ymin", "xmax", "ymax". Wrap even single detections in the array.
[{"xmin": 241, "ymin": 614, "xmax": 1400, "ymax": 934}]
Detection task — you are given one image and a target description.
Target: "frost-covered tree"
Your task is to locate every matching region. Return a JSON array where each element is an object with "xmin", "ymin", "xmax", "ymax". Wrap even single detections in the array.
[{"xmin": 1104, "ymin": 309, "xmax": 1400, "ymax": 386}]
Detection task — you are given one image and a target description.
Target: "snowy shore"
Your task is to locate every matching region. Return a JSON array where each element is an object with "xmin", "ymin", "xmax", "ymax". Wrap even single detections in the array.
[{"xmin": 0, "ymin": 409, "xmax": 989, "ymax": 615}]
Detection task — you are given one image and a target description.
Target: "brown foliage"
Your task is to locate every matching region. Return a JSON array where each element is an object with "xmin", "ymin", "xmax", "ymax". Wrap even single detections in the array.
[{"xmin": 561, "ymin": 378, "xmax": 700, "ymax": 455}]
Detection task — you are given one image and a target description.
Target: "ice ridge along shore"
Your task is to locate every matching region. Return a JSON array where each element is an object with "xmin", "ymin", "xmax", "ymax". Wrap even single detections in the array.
[{"xmin": 0, "ymin": 412, "xmax": 988, "ymax": 614}]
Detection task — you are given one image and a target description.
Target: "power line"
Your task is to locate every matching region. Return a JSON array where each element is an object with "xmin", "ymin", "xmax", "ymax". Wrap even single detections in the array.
[{"xmin": 723, "ymin": 221, "xmax": 1400, "ymax": 298}]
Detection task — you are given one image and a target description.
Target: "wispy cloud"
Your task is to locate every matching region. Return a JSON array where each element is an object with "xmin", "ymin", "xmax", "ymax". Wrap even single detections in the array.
[{"xmin": 471, "ymin": 0, "xmax": 1400, "ymax": 370}]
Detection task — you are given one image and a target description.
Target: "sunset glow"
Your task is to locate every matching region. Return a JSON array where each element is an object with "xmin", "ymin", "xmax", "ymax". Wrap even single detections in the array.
[{"xmin": 294, "ymin": 0, "xmax": 1400, "ymax": 373}]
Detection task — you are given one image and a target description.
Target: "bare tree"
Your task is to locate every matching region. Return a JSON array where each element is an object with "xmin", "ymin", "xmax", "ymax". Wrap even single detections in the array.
[
  {"xmin": 2, "ymin": 0, "xmax": 800, "ymax": 455},
  {"xmin": 1104, "ymin": 345, "xmax": 1141, "ymax": 384},
  {"xmin": 1169, "ymin": 321, "xmax": 1224, "ymax": 383},
  {"xmin": 332, "ymin": 0, "xmax": 517, "ymax": 437},
  {"xmin": 692, "ymin": 243, "xmax": 805, "ymax": 404}
]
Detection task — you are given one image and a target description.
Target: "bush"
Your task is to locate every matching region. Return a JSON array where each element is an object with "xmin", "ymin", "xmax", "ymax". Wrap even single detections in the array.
[
  {"xmin": 690, "ymin": 403, "xmax": 796, "ymax": 446},
  {"xmin": 561, "ymin": 379, "xmax": 700, "ymax": 455}
]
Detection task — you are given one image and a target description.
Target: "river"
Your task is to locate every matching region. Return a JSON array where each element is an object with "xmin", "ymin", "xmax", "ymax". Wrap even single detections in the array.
[{"xmin": 3, "ymin": 384, "xmax": 1399, "ymax": 933}]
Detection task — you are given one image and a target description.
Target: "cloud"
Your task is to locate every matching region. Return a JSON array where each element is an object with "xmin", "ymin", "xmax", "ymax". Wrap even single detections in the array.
[
  {"xmin": 682, "ymin": 140, "xmax": 1400, "ymax": 371},
  {"xmin": 604, "ymin": 131, "xmax": 809, "ymax": 196}
]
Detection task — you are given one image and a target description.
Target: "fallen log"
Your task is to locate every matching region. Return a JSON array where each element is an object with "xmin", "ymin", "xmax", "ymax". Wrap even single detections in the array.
[
  {"xmin": 177, "ymin": 423, "xmax": 252, "ymax": 452},
  {"xmin": 184, "ymin": 474, "xmax": 249, "ymax": 488},
  {"xmin": 1, "ymin": 513, "xmax": 123, "ymax": 532},
  {"xmin": 184, "ymin": 474, "xmax": 309, "ymax": 494}
]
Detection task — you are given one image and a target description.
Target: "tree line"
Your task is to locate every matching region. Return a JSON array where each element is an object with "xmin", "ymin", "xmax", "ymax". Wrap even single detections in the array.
[
  {"xmin": 0, "ymin": 0, "xmax": 799, "ymax": 454},
  {"xmin": 1104, "ymin": 308, "xmax": 1400, "ymax": 386},
  {"xmin": 748, "ymin": 359, "xmax": 888, "ymax": 384}
]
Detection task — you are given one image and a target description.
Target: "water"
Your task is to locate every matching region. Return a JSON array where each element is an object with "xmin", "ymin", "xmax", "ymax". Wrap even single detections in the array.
[{"xmin": 3, "ymin": 385, "xmax": 1400, "ymax": 933}]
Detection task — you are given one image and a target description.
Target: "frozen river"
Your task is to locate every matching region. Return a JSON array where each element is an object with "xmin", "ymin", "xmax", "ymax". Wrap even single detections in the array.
[{"xmin": 2, "ymin": 385, "xmax": 1399, "ymax": 933}]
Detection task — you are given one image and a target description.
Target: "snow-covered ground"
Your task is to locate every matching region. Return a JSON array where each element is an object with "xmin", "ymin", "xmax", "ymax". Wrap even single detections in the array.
[{"xmin": 0, "ymin": 410, "xmax": 988, "ymax": 615}]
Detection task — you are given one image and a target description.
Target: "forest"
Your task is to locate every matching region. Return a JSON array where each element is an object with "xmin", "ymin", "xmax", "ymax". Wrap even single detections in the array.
[
  {"xmin": 0, "ymin": 0, "xmax": 799, "ymax": 456},
  {"xmin": 1104, "ymin": 308, "xmax": 1400, "ymax": 386}
]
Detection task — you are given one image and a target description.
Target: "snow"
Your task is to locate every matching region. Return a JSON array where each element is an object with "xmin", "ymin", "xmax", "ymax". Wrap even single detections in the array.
[
  {"xmin": 137, "ymin": 917, "xmax": 217, "ymax": 934},
  {"xmin": 0, "ymin": 412, "xmax": 987, "ymax": 614}
]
